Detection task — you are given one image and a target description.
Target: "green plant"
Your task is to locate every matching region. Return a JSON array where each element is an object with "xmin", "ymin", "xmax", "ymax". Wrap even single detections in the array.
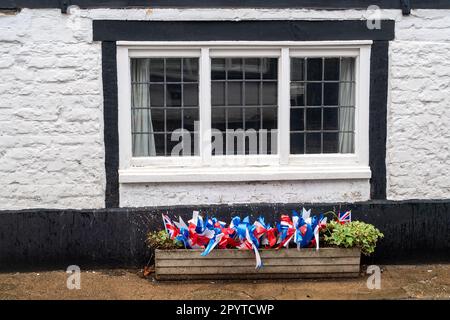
[
  {"xmin": 323, "ymin": 221, "xmax": 384, "ymax": 256},
  {"xmin": 146, "ymin": 230, "xmax": 183, "ymax": 250}
]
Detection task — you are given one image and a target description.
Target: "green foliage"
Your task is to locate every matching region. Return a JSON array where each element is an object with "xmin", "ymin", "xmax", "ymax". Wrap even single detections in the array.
[
  {"xmin": 146, "ymin": 230, "xmax": 183, "ymax": 250},
  {"xmin": 323, "ymin": 220, "xmax": 384, "ymax": 256}
]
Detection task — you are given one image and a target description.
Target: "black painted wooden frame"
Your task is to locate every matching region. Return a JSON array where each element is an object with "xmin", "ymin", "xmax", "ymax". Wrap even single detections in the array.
[
  {"xmin": 102, "ymin": 42, "xmax": 120, "ymax": 208},
  {"xmin": 1, "ymin": 200, "xmax": 450, "ymax": 270},
  {"xmin": 99, "ymin": 20, "xmax": 392, "ymax": 207},
  {"xmin": 2, "ymin": 0, "xmax": 450, "ymax": 11}
]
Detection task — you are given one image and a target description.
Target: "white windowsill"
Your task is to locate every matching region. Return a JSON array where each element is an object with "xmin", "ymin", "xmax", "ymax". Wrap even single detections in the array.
[{"xmin": 119, "ymin": 165, "xmax": 371, "ymax": 183}]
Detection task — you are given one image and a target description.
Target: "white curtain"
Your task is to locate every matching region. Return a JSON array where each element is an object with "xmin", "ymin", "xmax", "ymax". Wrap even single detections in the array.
[
  {"xmin": 338, "ymin": 58, "xmax": 355, "ymax": 153},
  {"xmin": 131, "ymin": 59, "xmax": 156, "ymax": 156}
]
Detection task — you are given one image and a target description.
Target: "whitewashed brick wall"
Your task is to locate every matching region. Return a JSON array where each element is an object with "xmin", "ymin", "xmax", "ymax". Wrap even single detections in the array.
[
  {"xmin": 0, "ymin": 8, "xmax": 449, "ymax": 208},
  {"xmin": 0, "ymin": 9, "xmax": 105, "ymax": 209}
]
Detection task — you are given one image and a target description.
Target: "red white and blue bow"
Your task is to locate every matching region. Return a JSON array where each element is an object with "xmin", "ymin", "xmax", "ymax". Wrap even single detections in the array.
[
  {"xmin": 161, "ymin": 209, "xmax": 338, "ymax": 269},
  {"xmin": 276, "ymin": 214, "xmax": 296, "ymax": 249}
]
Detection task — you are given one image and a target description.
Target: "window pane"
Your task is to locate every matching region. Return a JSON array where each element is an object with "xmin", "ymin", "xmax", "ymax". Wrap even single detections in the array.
[
  {"xmin": 149, "ymin": 59, "xmax": 164, "ymax": 82},
  {"xmin": 153, "ymin": 133, "xmax": 166, "ymax": 156},
  {"xmin": 323, "ymin": 107, "xmax": 339, "ymax": 131},
  {"xmin": 131, "ymin": 57, "xmax": 199, "ymax": 157},
  {"xmin": 132, "ymin": 109, "xmax": 148, "ymax": 133},
  {"xmin": 167, "ymin": 133, "xmax": 180, "ymax": 156},
  {"xmin": 290, "ymin": 133, "xmax": 304, "ymax": 154},
  {"xmin": 261, "ymin": 108, "xmax": 278, "ymax": 130},
  {"xmin": 339, "ymin": 82, "xmax": 355, "ymax": 106},
  {"xmin": 227, "ymin": 107, "xmax": 243, "ymax": 130},
  {"xmin": 290, "ymin": 108, "xmax": 304, "ymax": 131},
  {"xmin": 339, "ymin": 132, "xmax": 354, "ymax": 153},
  {"xmin": 132, "ymin": 108, "xmax": 164, "ymax": 133},
  {"xmin": 183, "ymin": 58, "xmax": 199, "ymax": 82},
  {"xmin": 244, "ymin": 58, "xmax": 261, "ymax": 79},
  {"xmin": 305, "ymin": 133, "xmax": 321, "ymax": 154},
  {"xmin": 183, "ymin": 83, "xmax": 198, "ymax": 107},
  {"xmin": 166, "ymin": 59, "xmax": 182, "ymax": 82},
  {"xmin": 166, "ymin": 109, "xmax": 181, "ymax": 132},
  {"xmin": 211, "ymin": 58, "xmax": 226, "ymax": 80},
  {"xmin": 324, "ymin": 83, "xmax": 339, "ymax": 106},
  {"xmin": 306, "ymin": 83, "xmax": 322, "ymax": 106},
  {"xmin": 324, "ymin": 58, "xmax": 340, "ymax": 81},
  {"xmin": 245, "ymin": 107, "xmax": 260, "ymax": 131},
  {"xmin": 323, "ymin": 132, "xmax": 339, "ymax": 153},
  {"xmin": 212, "ymin": 107, "xmax": 226, "ymax": 131},
  {"xmin": 149, "ymin": 84, "xmax": 164, "ymax": 107},
  {"xmin": 262, "ymin": 59, "xmax": 278, "ymax": 79},
  {"xmin": 290, "ymin": 82, "xmax": 305, "ymax": 106},
  {"xmin": 211, "ymin": 81, "xmax": 225, "ymax": 106},
  {"xmin": 166, "ymin": 84, "xmax": 182, "ymax": 107},
  {"xmin": 306, "ymin": 108, "xmax": 321, "ymax": 130},
  {"xmin": 131, "ymin": 59, "xmax": 149, "ymax": 83},
  {"xmin": 291, "ymin": 58, "xmax": 305, "ymax": 81},
  {"xmin": 132, "ymin": 134, "xmax": 148, "ymax": 157},
  {"xmin": 228, "ymin": 58, "xmax": 243, "ymax": 79},
  {"xmin": 262, "ymin": 82, "xmax": 277, "ymax": 105},
  {"xmin": 290, "ymin": 56, "xmax": 355, "ymax": 154},
  {"xmin": 228, "ymin": 82, "xmax": 243, "ymax": 106},
  {"xmin": 339, "ymin": 107, "xmax": 355, "ymax": 131},
  {"xmin": 183, "ymin": 108, "xmax": 198, "ymax": 132},
  {"xmin": 131, "ymin": 84, "xmax": 149, "ymax": 108},
  {"xmin": 341, "ymin": 58, "xmax": 355, "ymax": 81},
  {"xmin": 211, "ymin": 58, "xmax": 278, "ymax": 156},
  {"xmin": 307, "ymin": 58, "xmax": 323, "ymax": 81},
  {"xmin": 262, "ymin": 107, "xmax": 277, "ymax": 130},
  {"xmin": 244, "ymin": 82, "xmax": 260, "ymax": 106}
]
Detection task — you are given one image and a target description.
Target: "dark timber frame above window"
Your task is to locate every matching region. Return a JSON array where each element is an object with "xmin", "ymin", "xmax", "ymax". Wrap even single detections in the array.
[
  {"xmin": 99, "ymin": 20, "xmax": 393, "ymax": 208},
  {"xmin": 4, "ymin": 0, "xmax": 450, "ymax": 12}
]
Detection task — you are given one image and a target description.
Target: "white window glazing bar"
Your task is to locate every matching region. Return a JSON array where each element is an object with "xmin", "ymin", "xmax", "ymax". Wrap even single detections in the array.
[
  {"xmin": 278, "ymin": 47, "xmax": 290, "ymax": 165},
  {"xmin": 199, "ymin": 48, "xmax": 212, "ymax": 164}
]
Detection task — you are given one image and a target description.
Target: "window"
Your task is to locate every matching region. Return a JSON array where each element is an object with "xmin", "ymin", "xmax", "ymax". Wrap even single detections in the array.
[
  {"xmin": 130, "ymin": 58, "xmax": 199, "ymax": 157},
  {"xmin": 211, "ymin": 58, "xmax": 278, "ymax": 155},
  {"xmin": 290, "ymin": 57, "xmax": 355, "ymax": 154},
  {"xmin": 117, "ymin": 42, "xmax": 371, "ymax": 183}
]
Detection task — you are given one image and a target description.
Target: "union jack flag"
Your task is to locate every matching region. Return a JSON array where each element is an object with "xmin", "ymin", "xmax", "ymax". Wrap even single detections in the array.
[
  {"xmin": 338, "ymin": 210, "xmax": 352, "ymax": 224},
  {"xmin": 162, "ymin": 214, "xmax": 179, "ymax": 239}
]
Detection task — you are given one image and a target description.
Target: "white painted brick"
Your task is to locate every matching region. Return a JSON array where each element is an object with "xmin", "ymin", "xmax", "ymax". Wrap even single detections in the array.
[
  {"xmin": 0, "ymin": 9, "xmax": 105, "ymax": 209},
  {"xmin": 120, "ymin": 180, "xmax": 370, "ymax": 207}
]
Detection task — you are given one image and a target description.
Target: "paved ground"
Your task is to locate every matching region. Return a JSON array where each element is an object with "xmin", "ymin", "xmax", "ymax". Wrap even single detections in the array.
[{"xmin": 0, "ymin": 265, "xmax": 449, "ymax": 300}]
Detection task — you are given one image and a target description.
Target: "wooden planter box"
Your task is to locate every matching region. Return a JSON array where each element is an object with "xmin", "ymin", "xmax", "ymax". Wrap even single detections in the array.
[{"xmin": 155, "ymin": 248, "xmax": 361, "ymax": 280}]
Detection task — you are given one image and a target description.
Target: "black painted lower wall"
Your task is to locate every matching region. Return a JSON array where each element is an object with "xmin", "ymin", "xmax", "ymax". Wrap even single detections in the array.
[{"xmin": 1, "ymin": 200, "xmax": 449, "ymax": 271}]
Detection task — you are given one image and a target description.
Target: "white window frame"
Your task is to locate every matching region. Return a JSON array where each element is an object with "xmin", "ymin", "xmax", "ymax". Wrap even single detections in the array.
[{"xmin": 117, "ymin": 41, "xmax": 372, "ymax": 183}]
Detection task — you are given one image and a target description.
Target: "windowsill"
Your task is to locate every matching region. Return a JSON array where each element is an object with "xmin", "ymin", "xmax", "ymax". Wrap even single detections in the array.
[{"xmin": 118, "ymin": 165, "xmax": 371, "ymax": 183}]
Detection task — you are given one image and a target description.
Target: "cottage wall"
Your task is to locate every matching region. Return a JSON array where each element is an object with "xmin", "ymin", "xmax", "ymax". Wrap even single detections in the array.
[{"xmin": 0, "ymin": 8, "xmax": 449, "ymax": 209}]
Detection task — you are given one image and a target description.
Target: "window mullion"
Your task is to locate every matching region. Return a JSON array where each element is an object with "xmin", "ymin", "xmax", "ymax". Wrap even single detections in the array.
[
  {"xmin": 199, "ymin": 47, "xmax": 212, "ymax": 164},
  {"xmin": 278, "ymin": 47, "xmax": 290, "ymax": 165}
]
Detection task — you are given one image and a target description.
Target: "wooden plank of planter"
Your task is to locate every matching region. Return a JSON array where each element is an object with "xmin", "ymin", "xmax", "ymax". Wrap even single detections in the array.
[
  {"xmin": 155, "ymin": 248, "xmax": 361, "ymax": 280},
  {"xmin": 156, "ymin": 248, "xmax": 360, "ymax": 259},
  {"xmin": 156, "ymin": 257, "xmax": 360, "ymax": 267},
  {"xmin": 157, "ymin": 273, "xmax": 360, "ymax": 280},
  {"xmin": 157, "ymin": 265, "xmax": 360, "ymax": 274}
]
